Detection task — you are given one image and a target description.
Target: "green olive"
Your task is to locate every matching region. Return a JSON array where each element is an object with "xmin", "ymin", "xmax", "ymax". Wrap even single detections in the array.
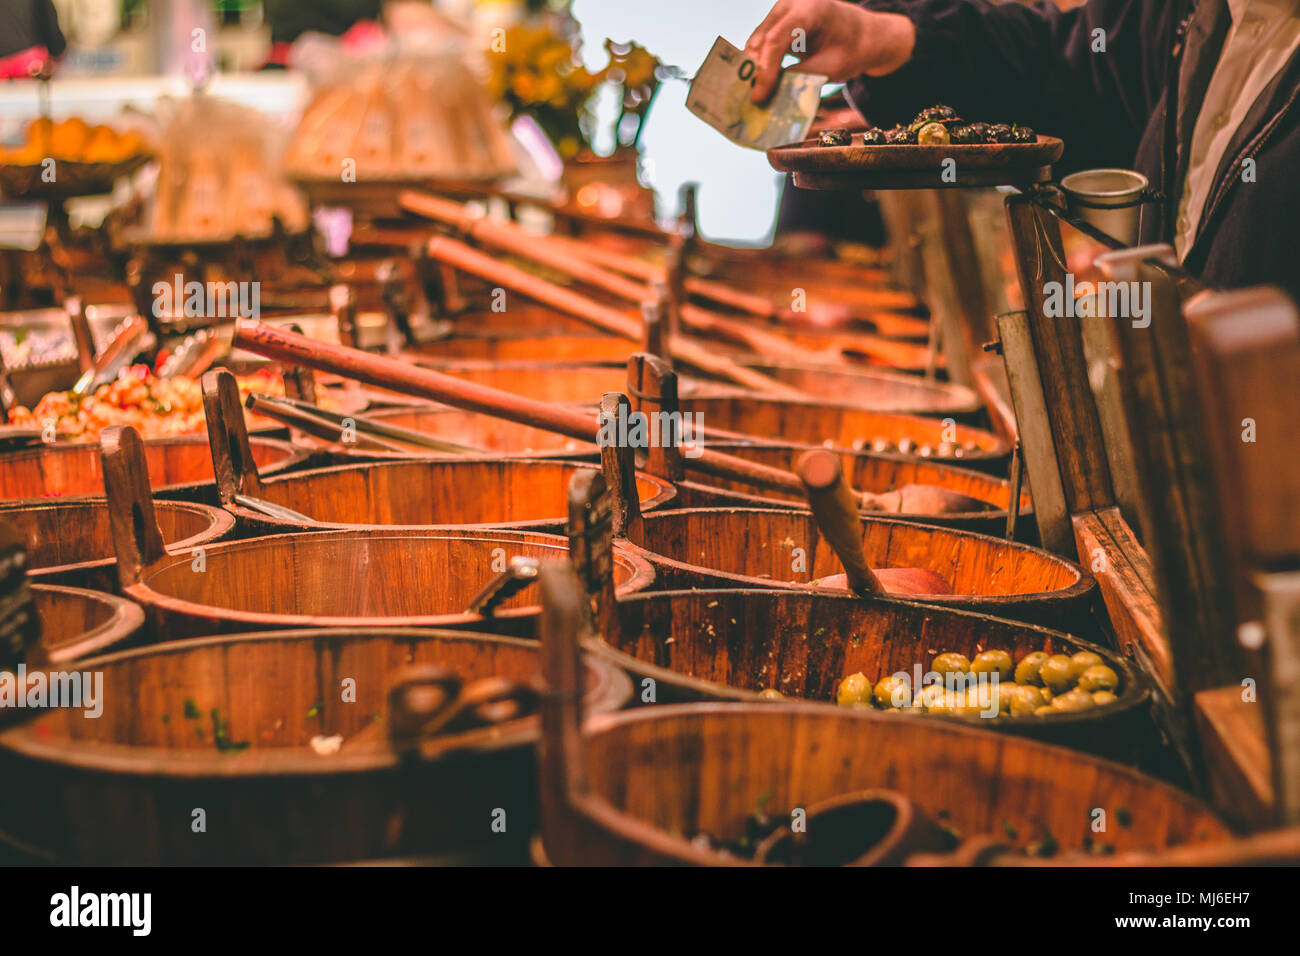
[
  {"xmin": 836, "ymin": 672, "xmax": 873, "ymax": 707},
  {"xmin": 1039, "ymin": 686, "xmax": 1054, "ymax": 703},
  {"xmin": 1033, "ymin": 705, "xmax": 1057, "ymax": 716},
  {"xmin": 917, "ymin": 121, "xmax": 950, "ymax": 145},
  {"xmin": 1077, "ymin": 664, "xmax": 1120, "ymax": 693},
  {"xmin": 1014, "ymin": 651, "xmax": 1049, "ymax": 685},
  {"xmin": 972, "ymin": 649, "xmax": 1014, "ymax": 681},
  {"xmin": 1050, "ymin": 689, "xmax": 1097, "ymax": 712},
  {"xmin": 932, "ymin": 652, "xmax": 971, "ymax": 676},
  {"xmin": 874, "ymin": 676, "xmax": 912, "ymax": 709},
  {"xmin": 1069, "ymin": 651, "xmax": 1104, "ymax": 680},
  {"xmin": 995, "ymin": 681, "xmax": 1019, "ymax": 714},
  {"xmin": 1010, "ymin": 685, "xmax": 1045, "ymax": 717},
  {"xmin": 758, "ymin": 688, "xmax": 784, "ymax": 700},
  {"xmin": 1091, "ymin": 690, "xmax": 1119, "ymax": 706},
  {"xmin": 1039, "ymin": 654, "xmax": 1076, "ymax": 694},
  {"xmin": 918, "ymin": 684, "xmax": 951, "ymax": 712}
]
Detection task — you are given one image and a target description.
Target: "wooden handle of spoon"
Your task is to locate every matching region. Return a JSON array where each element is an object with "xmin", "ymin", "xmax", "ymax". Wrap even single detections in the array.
[{"xmin": 797, "ymin": 449, "xmax": 884, "ymax": 594}]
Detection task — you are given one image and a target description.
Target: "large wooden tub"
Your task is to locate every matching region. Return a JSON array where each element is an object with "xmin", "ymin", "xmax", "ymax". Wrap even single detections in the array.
[
  {"xmin": 0, "ymin": 497, "xmax": 235, "ymax": 591},
  {"xmin": 593, "ymin": 589, "xmax": 1141, "ymax": 756},
  {"xmin": 684, "ymin": 442, "xmax": 1029, "ymax": 533},
  {"xmin": 222, "ymin": 457, "xmax": 676, "ymax": 536},
  {"xmin": 681, "ymin": 392, "xmax": 1009, "ymax": 469},
  {"xmin": 0, "ymin": 628, "xmax": 632, "ymax": 865},
  {"xmin": 541, "ymin": 702, "xmax": 1233, "ymax": 866},
  {"xmin": 623, "ymin": 507, "xmax": 1093, "ymax": 629},
  {"xmin": 0, "ymin": 435, "xmax": 303, "ymax": 503},
  {"xmin": 32, "ymin": 584, "xmax": 145, "ymax": 665}
]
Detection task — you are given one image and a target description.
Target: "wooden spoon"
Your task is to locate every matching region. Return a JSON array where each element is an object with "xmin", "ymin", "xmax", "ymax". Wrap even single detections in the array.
[{"xmin": 797, "ymin": 448, "xmax": 954, "ymax": 596}]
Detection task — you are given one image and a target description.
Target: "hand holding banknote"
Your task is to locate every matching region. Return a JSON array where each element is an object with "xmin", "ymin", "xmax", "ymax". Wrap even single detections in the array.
[
  {"xmin": 687, "ymin": 37, "xmax": 827, "ymax": 150},
  {"xmin": 742, "ymin": 0, "xmax": 918, "ymax": 104}
]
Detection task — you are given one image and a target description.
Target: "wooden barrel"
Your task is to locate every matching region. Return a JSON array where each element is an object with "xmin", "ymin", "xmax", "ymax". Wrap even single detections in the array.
[
  {"xmin": 305, "ymin": 404, "xmax": 600, "ymax": 461},
  {"xmin": 593, "ymin": 589, "xmax": 1140, "ymax": 757},
  {"xmin": 0, "ymin": 628, "xmax": 632, "ymax": 864},
  {"xmin": 0, "ymin": 435, "xmax": 304, "ymax": 503},
  {"xmin": 0, "ymin": 497, "xmax": 235, "ymax": 591},
  {"xmin": 122, "ymin": 528, "xmax": 654, "ymax": 639},
  {"xmin": 541, "ymin": 702, "xmax": 1232, "ymax": 866},
  {"xmin": 622, "ymin": 507, "xmax": 1093, "ymax": 629},
  {"xmin": 724, "ymin": 362, "xmax": 983, "ymax": 419},
  {"xmin": 32, "ymin": 584, "xmax": 145, "ymax": 665},
  {"xmin": 683, "ymin": 442, "xmax": 1029, "ymax": 534},
  {"xmin": 223, "ymin": 457, "xmax": 676, "ymax": 536},
  {"xmin": 679, "ymin": 393, "xmax": 1009, "ymax": 468}
]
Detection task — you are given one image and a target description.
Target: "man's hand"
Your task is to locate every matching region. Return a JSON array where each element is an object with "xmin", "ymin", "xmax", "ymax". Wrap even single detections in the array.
[{"xmin": 745, "ymin": 0, "xmax": 916, "ymax": 104}]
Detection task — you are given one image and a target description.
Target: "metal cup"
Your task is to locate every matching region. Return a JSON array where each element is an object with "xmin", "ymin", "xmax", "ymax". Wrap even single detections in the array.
[{"xmin": 1059, "ymin": 169, "xmax": 1148, "ymax": 246}]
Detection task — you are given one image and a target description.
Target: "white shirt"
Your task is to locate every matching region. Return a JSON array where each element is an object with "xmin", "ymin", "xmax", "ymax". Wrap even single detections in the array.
[{"xmin": 1175, "ymin": 0, "xmax": 1300, "ymax": 261}]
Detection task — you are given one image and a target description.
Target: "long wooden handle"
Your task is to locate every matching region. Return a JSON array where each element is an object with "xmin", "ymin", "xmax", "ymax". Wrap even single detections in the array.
[
  {"xmin": 100, "ymin": 424, "xmax": 167, "ymax": 588},
  {"xmin": 202, "ymin": 369, "xmax": 264, "ymax": 505},
  {"xmin": 231, "ymin": 321, "xmax": 816, "ymax": 500},
  {"xmin": 424, "ymin": 235, "xmax": 805, "ymax": 398},
  {"xmin": 797, "ymin": 449, "xmax": 883, "ymax": 594}
]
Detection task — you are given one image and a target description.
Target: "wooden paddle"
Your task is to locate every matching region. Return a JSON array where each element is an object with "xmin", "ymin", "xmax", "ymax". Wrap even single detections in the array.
[
  {"xmin": 229, "ymin": 321, "xmax": 987, "ymax": 516},
  {"xmin": 798, "ymin": 448, "xmax": 953, "ymax": 596}
]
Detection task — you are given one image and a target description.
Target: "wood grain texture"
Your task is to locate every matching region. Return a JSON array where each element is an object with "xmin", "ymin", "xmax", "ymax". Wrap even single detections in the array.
[
  {"xmin": 541, "ymin": 701, "xmax": 1227, "ymax": 867},
  {"xmin": 0, "ymin": 627, "xmax": 631, "ymax": 865},
  {"xmin": 0, "ymin": 436, "xmax": 300, "ymax": 502},
  {"xmin": 623, "ymin": 507, "xmax": 1093, "ymax": 629}
]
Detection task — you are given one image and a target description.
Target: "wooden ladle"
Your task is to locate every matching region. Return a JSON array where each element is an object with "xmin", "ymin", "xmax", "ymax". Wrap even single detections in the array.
[{"xmin": 798, "ymin": 448, "xmax": 954, "ymax": 596}]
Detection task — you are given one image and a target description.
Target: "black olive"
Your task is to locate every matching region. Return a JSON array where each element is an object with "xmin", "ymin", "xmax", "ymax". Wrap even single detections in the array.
[
  {"xmin": 916, "ymin": 104, "xmax": 956, "ymax": 123},
  {"xmin": 987, "ymin": 123, "xmax": 1015, "ymax": 143},
  {"xmin": 949, "ymin": 125, "xmax": 984, "ymax": 145},
  {"xmin": 861, "ymin": 128, "xmax": 888, "ymax": 145},
  {"xmin": 968, "ymin": 122, "xmax": 991, "ymax": 139},
  {"xmin": 1011, "ymin": 125, "xmax": 1036, "ymax": 143},
  {"xmin": 884, "ymin": 127, "xmax": 917, "ymax": 145},
  {"xmin": 819, "ymin": 128, "xmax": 851, "ymax": 147}
]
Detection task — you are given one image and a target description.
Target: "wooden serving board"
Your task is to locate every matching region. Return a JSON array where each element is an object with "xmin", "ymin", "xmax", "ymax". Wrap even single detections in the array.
[{"xmin": 768, "ymin": 135, "xmax": 1063, "ymax": 191}]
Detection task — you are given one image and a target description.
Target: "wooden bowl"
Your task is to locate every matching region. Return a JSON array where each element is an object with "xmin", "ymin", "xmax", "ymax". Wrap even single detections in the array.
[
  {"xmin": 31, "ymin": 584, "xmax": 145, "ymax": 665},
  {"xmin": 623, "ymin": 508, "xmax": 1092, "ymax": 629},
  {"xmin": 591, "ymin": 588, "xmax": 1140, "ymax": 755},
  {"xmin": 690, "ymin": 442, "xmax": 1028, "ymax": 533},
  {"xmin": 0, "ymin": 628, "xmax": 632, "ymax": 865},
  {"xmin": 223, "ymin": 457, "xmax": 676, "ymax": 536},
  {"xmin": 0, "ymin": 497, "xmax": 235, "ymax": 591},
  {"xmin": 542, "ymin": 702, "xmax": 1230, "ymax": 866},
  {"xmin": 122, "ymin": 528, "xmax": 655, "ymax": 639},
  {"xmin": 0, "ymin": 435, "xmax": 303, "ymax": 504}
]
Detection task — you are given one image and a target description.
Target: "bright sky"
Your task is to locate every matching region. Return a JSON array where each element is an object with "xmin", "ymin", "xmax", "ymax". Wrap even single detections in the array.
[{"xmin": 570, "ymin": 0, "xmax": 791, "ymax": 246}]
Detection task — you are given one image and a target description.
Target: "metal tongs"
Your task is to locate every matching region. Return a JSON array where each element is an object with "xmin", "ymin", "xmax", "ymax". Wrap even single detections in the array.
[
  {"xmin": 245, "ymin": 392, "xmax": 483, "ymax": 455},
  {"xmin": 72, "ymin": 315, "xmax": 152, "ymax": 396},
  {"xmin": 158, "ymin": 328, "xmax": 226, "ymax": 381}
]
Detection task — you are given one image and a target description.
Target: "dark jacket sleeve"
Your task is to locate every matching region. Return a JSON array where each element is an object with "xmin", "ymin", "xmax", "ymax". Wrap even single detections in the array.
[
  {"xmin": 845, "ymin": 0, "xmax": 1185, "ymax": 173},
  {"xmin": 35, "ymin": 0, "xmax": 66, "ymax": 58}
]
